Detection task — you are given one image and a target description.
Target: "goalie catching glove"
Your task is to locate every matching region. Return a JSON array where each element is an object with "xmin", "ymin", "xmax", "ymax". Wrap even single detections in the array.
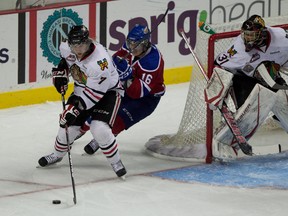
[
  {"xmin": 113, "ymin": 56, "xmax": 132, "ymax": 81},
  {"xmin": 52, "ymin": 68, "xmax": 69, "ymax": 94}
]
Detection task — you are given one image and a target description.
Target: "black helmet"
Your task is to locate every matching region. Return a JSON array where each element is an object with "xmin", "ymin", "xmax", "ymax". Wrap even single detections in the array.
[
  {"xmin": 68, "ymin": 25, "xmax": 89, "ymax": 45},
  {"xmin": 241, "ymin": 15, "xmax": 267, "ymax": 51}
]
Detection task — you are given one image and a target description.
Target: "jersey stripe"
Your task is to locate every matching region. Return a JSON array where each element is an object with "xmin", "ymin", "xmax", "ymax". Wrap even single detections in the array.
[
  {"xmin": 83, "ymin": 87, "xmax": 104, "ymax": 103},
  {"xmin": 109, "ymin": 93, "xmax": 121, "ymax": 126}
]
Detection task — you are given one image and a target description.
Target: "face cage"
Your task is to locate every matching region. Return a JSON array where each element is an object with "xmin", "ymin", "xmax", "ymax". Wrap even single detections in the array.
[
  {"xmin": 126, "ymin": 39, "xmax": 149, "ymax": 53},
  {"xmin": 241, "ymin": 30, "xmax": 262, "ymax": 47}
]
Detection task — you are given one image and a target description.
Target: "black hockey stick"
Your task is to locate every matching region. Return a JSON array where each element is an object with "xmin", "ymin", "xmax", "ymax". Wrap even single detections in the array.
[
  {"xmin": 61, "ymin": 93, "xmax": 77, "ymax": 205},
  {"xmin": 120, "ymin": 5, "xmax": 173, "ymax": 60},
  {"xmin": 179, "ymin": 29, "xmax": 252, "ymax": 156},
  {"xmin": 149, "ymin": 6, "xmax": 172, "ymax": 35}
]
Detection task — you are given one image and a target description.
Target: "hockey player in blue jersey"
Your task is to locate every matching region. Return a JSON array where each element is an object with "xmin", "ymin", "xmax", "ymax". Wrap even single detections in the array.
[{"xmin": 79, "ymin": 24, "xmax": 165, "ymax": 155}]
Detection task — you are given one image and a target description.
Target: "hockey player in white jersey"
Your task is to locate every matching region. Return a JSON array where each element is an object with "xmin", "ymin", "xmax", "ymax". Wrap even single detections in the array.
[
  {"xmin": 209, "ymin": 15, "xmax": 288, "ymax": 156},
  {"xmin": 38, "ymin": 25, "xmax": 126, "ymax": 178},
  {"xmin": 215, "ymin": 14, "xmax": 288, "ymax": 104}
]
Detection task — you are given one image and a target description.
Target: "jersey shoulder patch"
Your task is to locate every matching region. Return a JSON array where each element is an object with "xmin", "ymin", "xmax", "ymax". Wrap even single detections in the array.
[
  {"xmin": 139, "ymin": 45, "xmax": 161, "ymax": 71},
  {"xmin": 89, "ymin": 43, "xmax": 111, "ymax": 72}
]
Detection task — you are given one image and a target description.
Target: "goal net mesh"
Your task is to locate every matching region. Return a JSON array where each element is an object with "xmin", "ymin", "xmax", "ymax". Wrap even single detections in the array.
[{"xmin": 145, "ymin": 16, "xmax": 288, "ymax": 163}]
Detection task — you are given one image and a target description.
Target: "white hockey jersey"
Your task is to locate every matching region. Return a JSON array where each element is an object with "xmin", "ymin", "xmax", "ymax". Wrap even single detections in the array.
[
  {"xmin": 215, "ymin": 26, "xmax": 288, "ymax": 77},
  {"xmin": 59, "ymin": 41, "xmax": 123, "ymax": 110}
]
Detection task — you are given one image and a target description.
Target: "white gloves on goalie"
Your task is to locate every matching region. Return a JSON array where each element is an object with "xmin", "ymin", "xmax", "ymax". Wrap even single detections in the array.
[{"xmin": 204, "ymin": 67, "xmax": 234, "ymax": 110}]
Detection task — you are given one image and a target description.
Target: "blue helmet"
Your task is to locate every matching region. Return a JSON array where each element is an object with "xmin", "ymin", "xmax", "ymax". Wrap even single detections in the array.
[
  {"xmin": 127, "ymin": 24, "xmax": 150, "ymax": 42},
  {"xmin": 126, "ymin": 24, "xmax": 151, "ymax": 53}
]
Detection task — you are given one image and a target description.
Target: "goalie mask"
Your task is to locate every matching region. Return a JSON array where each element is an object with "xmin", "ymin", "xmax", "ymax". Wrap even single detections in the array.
[
  {"xmin": 126, "ymin": 24, "xmax": 151, "ymax": 56},
  {"xmin": 241, "ymin": 15, "xmax": 268, "ymax": 52}
]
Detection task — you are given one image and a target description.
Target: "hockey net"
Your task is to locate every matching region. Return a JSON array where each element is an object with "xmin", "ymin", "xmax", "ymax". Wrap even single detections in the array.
[{"xmin": 145, "ymin": 16, "xmax": 288, "ymax": 163}]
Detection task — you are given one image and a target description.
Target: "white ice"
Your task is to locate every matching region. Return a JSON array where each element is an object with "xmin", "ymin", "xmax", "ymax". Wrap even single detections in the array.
[{"xmin": 1, "ymin": 82, "xmax": 288, "ymax": 216}]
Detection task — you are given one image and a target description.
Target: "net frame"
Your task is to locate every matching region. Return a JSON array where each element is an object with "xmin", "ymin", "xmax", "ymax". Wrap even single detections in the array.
[{"xmin": 145, "ymin": 16, "xmax": 288, "ymax": 164}]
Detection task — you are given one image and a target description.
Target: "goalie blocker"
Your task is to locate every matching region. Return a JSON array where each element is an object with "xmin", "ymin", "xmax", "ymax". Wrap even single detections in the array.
[{"xmin": 205, "ymin": 66, "xmax": 288, "ymax": 159}]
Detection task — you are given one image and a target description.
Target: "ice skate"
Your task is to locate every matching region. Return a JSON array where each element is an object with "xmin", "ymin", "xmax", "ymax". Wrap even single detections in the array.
[
  {"xmin": 38, "ymin": 152, "xmax": 65, "ymax": 167},
  {"xmin": 111, "ymin": 160, "xmax": 127, "ymax": 178},
  {"xmin": 84, "ymin": 139, "xmax": 100, "ymax": 155}
]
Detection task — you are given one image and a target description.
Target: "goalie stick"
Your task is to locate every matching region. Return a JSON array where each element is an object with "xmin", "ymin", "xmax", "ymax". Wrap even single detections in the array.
[
  {"xmin": 61, "ymin": 94, "xmax": 77, "ymax": 205},
  {"xmin": 179, "ymin": 29, "xmax": 253, "ymax": 156}
]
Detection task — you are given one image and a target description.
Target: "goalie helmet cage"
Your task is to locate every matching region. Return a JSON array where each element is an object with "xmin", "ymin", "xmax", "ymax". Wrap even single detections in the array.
[{"xmin": 145, "ymin": 16, "xmax": 288, "ymax": 163}]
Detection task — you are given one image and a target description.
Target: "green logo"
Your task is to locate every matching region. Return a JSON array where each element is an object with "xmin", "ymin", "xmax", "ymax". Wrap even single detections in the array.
[
  {"xmin": 40, "ymin": 8, "xmax": 82, "ymax": 65},
  {"xmin": 198, "ymin": 10, "xmax": 216, "ymax": 35}
]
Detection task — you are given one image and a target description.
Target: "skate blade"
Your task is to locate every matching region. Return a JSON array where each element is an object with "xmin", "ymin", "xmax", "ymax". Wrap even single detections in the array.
[
  {"xmin": 119, "ymin": 175, "xmax": 126, "ymax": 180},
  {"xmin": 36, "ymin": 163, "xmax": 60, "ymax": 169}
]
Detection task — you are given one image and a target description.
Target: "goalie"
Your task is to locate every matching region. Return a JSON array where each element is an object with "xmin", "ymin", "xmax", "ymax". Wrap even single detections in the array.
[{"xmin": 207, "ymin": 15, "xmax": 288, "ymax": 157}]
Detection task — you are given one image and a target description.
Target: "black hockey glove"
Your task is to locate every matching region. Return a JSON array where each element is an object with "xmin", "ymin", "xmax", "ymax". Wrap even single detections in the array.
[
  {"xmin": 59, "ymin": 104, "xmax": 80, "ymax": 128},
  {"xmin": 52, "ymin": 68, "xmax": 69, "ymax": 94},
  {"xmin": 59, "ymin": 95, "xmax": 86, "ymax": 127},
  {"xmin": 113, "ymin": 56, "xmax": 132, "ymax": 81}
]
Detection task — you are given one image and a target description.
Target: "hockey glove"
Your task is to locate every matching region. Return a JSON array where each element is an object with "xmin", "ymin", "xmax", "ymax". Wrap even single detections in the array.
[
  {"xmin": 52, "ymin": 68, "xmax": 69, "ymax": 94},
  {"xmin": 59, "ymin": 104, "xmax": 80, "ymax": 128},
  {"xmin": 113, "ymin": 56, "xmax": 132, "ymax": 81}
]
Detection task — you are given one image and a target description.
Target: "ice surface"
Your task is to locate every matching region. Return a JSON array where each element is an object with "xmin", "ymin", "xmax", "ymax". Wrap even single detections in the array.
[{"xmin": 1, "ymin": 83, "xmax": 288, "ymax": 216}]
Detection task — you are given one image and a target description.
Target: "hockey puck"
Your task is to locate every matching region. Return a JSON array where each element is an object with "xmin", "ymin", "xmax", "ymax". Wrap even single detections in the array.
[{"xmin": 52, "ymin": 200, "xmax": 61, "ymax": 204}]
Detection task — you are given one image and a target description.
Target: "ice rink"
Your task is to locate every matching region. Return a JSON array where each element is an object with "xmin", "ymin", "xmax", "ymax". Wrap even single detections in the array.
[{"xmin": 1, "ymin": 82, "xmax": 288, "ymax": 216}]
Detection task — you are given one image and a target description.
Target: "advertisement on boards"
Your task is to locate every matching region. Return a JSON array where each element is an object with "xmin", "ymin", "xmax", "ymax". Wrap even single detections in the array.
[
  {"xmin": 0, "ymin": 14, "xmax": 18, "ymax": 92},
  {"xmin": 37, "ymin": 5, "xmax": 90, "ymax": 87},
  {"xmin": 1, "ymin": 0, "xmax": 288, "ymax": 94},
  {"xmin": 105, "ymin": 0, "xmax": 288, "ymax": 68},
  {"xmin": 37, "ymin": 0, "xmax": 288, "ymax": 85}
]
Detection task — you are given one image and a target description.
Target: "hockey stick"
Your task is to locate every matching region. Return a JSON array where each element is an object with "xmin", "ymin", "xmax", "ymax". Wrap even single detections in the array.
[
  {"xmin": 120, "ymin": 5, "xmax": 173, "ymax": 61},
  {"xmin": 61, "ymin": 94, "xmax": 77, "ymax": 205},
  {"xmin": 179, "ymin": 29, "xmax": 252, "ymax": 156}
]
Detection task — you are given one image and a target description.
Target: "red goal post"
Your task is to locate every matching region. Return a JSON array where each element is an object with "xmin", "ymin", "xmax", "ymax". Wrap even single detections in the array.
[
  {"xmin": 206, "ymin": 30, "xmax": 244, "ymax": 164},
  {"xmin": 145, "ymin": 16, "xmax": 288, "ymax": 163}
]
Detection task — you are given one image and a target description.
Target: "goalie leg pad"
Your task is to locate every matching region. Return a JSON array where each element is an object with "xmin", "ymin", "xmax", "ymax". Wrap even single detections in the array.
[
  {"xmin": 213, "ymin": 84, "xmax": 277, "ymax": 156},
  {"xmin": 271, "ymin": 90, "xmax": 288, "ymax": 132}
]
